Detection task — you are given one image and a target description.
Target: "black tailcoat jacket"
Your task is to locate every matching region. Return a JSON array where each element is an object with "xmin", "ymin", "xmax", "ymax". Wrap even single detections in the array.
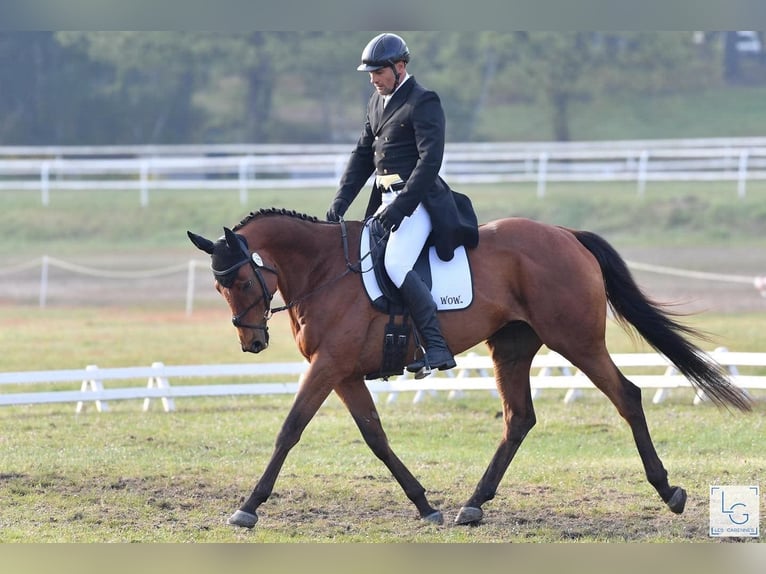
[{"xmin": 333, "ymin": 76, "xmax": 479, "ymax": 261}]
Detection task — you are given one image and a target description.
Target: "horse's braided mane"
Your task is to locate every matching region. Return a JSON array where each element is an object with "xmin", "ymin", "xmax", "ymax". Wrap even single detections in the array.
[{"xmin": 232, "ymin": 207, "xmax": 320, "ymax": 231}]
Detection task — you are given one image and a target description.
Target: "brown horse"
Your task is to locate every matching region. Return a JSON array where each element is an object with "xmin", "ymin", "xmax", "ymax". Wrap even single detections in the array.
[{"xmin": 187, "ymin": 207, "xmax": 751, "ymax": 529}]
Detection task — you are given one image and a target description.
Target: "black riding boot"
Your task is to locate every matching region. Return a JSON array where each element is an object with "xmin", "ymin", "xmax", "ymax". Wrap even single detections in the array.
[{"xmin": 398, "ymin": 270, "xmax": 456, "ymax": 378}]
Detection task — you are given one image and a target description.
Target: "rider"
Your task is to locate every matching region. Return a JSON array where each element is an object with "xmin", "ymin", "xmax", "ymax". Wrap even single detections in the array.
[{"xmin": 326, "ymin": 32, "xmax": 479, "ymax": 377}]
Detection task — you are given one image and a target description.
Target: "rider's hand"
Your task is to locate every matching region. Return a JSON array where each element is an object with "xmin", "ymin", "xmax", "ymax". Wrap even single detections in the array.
[
  {"xmin": 375, "ymin": 205, "xmax": 405, "ymax": 233},
  {"xmin": 326, "ymin": 198, "xmax": 349, "ymax": 222}
]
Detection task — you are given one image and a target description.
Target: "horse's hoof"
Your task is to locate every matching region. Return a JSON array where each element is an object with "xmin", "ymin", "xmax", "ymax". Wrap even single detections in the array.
[
  {"xmin": 667, "ymin": 486, "xmax": 687, "ymax": 514},
  {"xmin": 454, "ymin": 506, "xmax": 483, "ymax": 525},
  {"xmin": 423, "ymin": 510, "xmax": 444, "ymax": 525},
  {"xmin": 228, "ymin": 509, "xmax": 258, "ymax": 529}
]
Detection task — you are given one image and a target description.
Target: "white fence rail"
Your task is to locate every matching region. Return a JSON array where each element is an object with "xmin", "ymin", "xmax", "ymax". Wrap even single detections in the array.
[
  {"xmin": 2, "ymin": 138, "xmax": 766, "ymax": 205},
  {"xmin": 2, "ymin": 350, "xmax": 763, "ymax": 413}
]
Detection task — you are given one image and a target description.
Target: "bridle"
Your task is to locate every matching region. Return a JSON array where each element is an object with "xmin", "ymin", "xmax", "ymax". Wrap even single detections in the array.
[
  {"xmin": 213, "ymin": 246, "xmax": 278, "ymax": 332},
  {"xmin": 217, "ymin": 219, "xmax": 383, "ymax": 334}
]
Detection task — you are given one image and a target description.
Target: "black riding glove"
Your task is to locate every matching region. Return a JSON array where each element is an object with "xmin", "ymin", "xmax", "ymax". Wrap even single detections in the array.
[
  {"xmin": 326, "ymin": 198, "xmax": 349, "ymax": 222},
  {"xmin": 375, "ymin": 204, "xmax": 406, "ymax": 233}
]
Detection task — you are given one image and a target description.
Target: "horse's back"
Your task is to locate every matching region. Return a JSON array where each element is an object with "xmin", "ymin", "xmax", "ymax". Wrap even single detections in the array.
[
  {"xmin": 470, "ymin": 216, "xmax": 606, "ymax": 320},
  {"xmin": 476, "ymin": 217, "xmax": 598, "ymax": 272}
]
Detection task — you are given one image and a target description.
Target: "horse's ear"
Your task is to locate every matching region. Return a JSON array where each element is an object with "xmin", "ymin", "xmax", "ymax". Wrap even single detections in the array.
[
  {"xmin": 223, "ymin": 227, "xmax": 239, "ymax": 250},
  {"xmin": 187, "ymin": 230, "xmax": 216, "ymax": 255}
]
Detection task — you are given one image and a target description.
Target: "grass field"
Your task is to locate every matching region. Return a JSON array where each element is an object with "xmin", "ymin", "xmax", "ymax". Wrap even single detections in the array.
[
  {"xmin": 1, "ymin": 180, "xmax": 764, "ymax": 543},
  {"xmin": 2, "ymin": 306, "xmax": 766, "ymax": 371},
  {"xmin": 0, "ymin": 306, "xmax": 764, "ymax": 542},
  {"xmin": 1, "ymin": 181, "xmax": 766, "ymax": 257},
  {"xmin": 1, "ymin": 374, "xmax": 764, "ymax": 542}
]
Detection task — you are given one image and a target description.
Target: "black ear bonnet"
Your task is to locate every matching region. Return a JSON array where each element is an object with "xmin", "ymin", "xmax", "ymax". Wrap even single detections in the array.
[{"xmin": 211, "ymin": 233, "xmax": 251, "ymax": 288}]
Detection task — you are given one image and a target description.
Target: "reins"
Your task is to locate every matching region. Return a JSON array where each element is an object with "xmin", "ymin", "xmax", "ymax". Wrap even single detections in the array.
[{"xmin": 342, "ymin": 216, "xmax": 385, "ymax": 274}]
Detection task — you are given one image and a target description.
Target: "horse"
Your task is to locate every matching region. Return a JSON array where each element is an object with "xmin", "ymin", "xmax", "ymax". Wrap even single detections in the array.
[{"xmin": 187, "ymin": 207, "xmax": 751, "ymax": 529}]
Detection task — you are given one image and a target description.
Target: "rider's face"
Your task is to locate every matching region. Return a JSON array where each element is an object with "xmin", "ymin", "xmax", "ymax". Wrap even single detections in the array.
[{"xmin": 368, "ymin": 62, "xmax": 404, "ymax": 96}]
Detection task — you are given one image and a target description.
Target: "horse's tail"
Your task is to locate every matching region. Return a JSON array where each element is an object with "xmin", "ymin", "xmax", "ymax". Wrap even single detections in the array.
[{"xmin": 572, "ymin": 229, "xmax": 751, "ymax": 412}]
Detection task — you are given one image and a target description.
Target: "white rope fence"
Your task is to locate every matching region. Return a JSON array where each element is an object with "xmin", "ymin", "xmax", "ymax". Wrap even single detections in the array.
[
  {"xmin": 0, "ymin": 256, "xmax": 764, "ymax": 312},
  {"xmin": 40, "ymin": 256, "xmax": 193, "ymax": 279},
  {"xmin": 0, "ymin": 256, "xmax": 208, "ymax": 314},
  {"xmin": 626, "ymin": 260, "xmax": 766, "ymax": 298}
]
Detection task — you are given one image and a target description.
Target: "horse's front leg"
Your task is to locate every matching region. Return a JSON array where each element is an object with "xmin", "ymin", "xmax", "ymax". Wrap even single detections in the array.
[
  {"xmin": 228, "ymin": 369, "xmax": 332, "ymax": 529},
  {"xmin": 334, "ymin": 379, "xmax": 443, "ymax": 525}
]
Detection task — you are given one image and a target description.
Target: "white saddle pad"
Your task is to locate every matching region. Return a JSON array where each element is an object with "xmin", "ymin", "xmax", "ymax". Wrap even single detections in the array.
[{"xmin": 360, "ymin": 223, "xmax": 473, "ymax": 311}]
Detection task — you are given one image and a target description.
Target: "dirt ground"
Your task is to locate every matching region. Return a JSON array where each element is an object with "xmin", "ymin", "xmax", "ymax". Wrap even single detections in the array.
[
  {"xmin": 0, "ymin": 245, "xmax": 764, "ymax": 313},
  {"xmin": 0, "ymin": 468, "xmax": 733, "ymax": 542}
]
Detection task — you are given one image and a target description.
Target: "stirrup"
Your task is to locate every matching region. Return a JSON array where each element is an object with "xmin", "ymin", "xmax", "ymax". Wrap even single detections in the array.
[
  {"xmin": 407, "ymin": 350, "xmax": 457, "ymax": 379},
  {"xmin": 408, "ymin": 345, "xmax": 433, "ymax": 379},
  {"xmin": 414, "ymin": 363, "xmax": 432, "ymax": 380}
]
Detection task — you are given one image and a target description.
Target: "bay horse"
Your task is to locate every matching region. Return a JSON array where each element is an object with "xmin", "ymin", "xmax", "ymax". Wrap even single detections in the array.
[{"xmin": 187, "ymin": 207, "xmax": 751, "ymax": 529}]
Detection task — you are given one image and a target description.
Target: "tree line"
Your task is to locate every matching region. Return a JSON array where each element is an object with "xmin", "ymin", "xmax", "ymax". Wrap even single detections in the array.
[{"xmin": 0, "ymin": 31, "xmax": 763, "ymax": 145}]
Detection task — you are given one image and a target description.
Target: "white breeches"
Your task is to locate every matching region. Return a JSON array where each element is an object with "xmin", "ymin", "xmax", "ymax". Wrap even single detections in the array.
[{"xmin": 375, "ymin": 190, "xmax": 432, "ymax": 288}]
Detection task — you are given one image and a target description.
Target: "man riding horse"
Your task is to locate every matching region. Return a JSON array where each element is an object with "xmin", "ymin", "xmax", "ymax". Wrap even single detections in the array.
[{"xmin": 326, "ymin": 32, "xmax": 479, "ymax": 377}]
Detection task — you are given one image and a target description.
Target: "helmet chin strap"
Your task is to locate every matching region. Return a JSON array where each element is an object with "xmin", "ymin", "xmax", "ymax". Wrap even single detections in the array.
[{"xmin": 388, "ymin": 61, "xmax": 400, "ymax": 92}]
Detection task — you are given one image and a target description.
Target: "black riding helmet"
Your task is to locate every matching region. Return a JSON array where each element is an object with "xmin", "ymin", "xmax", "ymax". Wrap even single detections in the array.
[{"xmin": 357, "ymin": 33, "xmax": 410, "ymax": 86}]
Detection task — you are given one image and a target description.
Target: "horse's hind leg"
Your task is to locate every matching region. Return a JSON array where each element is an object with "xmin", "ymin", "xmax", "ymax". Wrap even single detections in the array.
[
  {"xmin": 566, "ymin": 347, "xmax": 687, "ymax": 514},
  {"xmin": 334, "ymin": 378, "xmax": 443, "ymax": 524},
  {"xmin": 455, "ymin": 321, "xmax": 541, "ymax": 525}
]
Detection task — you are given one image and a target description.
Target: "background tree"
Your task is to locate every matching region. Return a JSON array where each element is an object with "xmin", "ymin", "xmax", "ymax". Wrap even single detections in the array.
[
  {"xmin": 264, "ymin": 31, "xmax": 375, "ymax": 142},
  {"xmin": 56, "ymin": 32, "xmax": 207, "ymax": 143},
  {"xmin": 0, "ymin": 32, "xmax": 112, "ymax": 144},
  {"xmin": 485, "ymin": 32, "xmax": 718, "ymax": 142},
  {"xmin": 403, "ymin": 32, "xmax": 500, "ymax": 141},
  {"xmin": 0, "ymin": 31, "xmax": 763, "ymax": 145}
]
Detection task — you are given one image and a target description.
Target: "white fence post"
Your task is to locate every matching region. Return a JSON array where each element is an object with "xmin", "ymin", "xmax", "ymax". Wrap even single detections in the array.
[
  {"xmin": 40, "ymin": 161, "xmax": 51, "ymax": 206},
  {"xmin": 652, "ymin": 365, "xmax": 678, "ymax": 404},
  {"xmin": 536, "ymin": 152, "xmax": 548, "ymax": 198},
  {"xmin": 185, "ymin": 260, "xmax": 197, "ymax": 317},
  {"xmin": 637, "ymin": 150, "xmax": 649, "ymax": 197},
  {"xmin": 238, "ymin": 155, "xmax": 254, "ymax": 205},
  {"xmin": 39, "ymin": 255, "xmax": 49, "ymax": 308},
  {"xmin": 76, "ymin": 364, "xmax": 110, "ymax": 413},
  {"xmin": 143, "ymin": 361, "xmax": 176, "ymax": 412},
  {"xmin": 737, "ymin": 150, "xmax": 749, "ymax": 199},
  {"xmin": 139, "ymin": 160, "xmax": 149, "ymax": 207}
]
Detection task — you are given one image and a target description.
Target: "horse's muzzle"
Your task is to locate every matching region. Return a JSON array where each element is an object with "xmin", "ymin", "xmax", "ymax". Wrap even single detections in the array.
[{"xmin": 243, "ymin": 340, "xmax": 268, "ymax": 354}]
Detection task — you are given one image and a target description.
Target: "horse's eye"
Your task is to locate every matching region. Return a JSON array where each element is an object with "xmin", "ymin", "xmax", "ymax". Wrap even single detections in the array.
[{"xmin": 243, "ymin": 279, "xmax": 254, "ymax": 290}]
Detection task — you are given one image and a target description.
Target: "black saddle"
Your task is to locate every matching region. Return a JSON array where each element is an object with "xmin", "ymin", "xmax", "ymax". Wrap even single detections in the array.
[{"xmin": 366, "ymin": 217, "xmax": 433, "ymax": 315}]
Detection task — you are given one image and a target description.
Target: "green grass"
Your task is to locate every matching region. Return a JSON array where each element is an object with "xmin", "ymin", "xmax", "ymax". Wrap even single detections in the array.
[
  {"xmin": 1, "ymin": 305, "xmax": 764, "ymax": 541},
  {"xmin": 2, "ymin": 305, "xmax": 765, "ymax": 370},
  {"xmin": 1, "ymin": 177, "xmax": 765, "ymax": 542},
  {"xmin": 0, "ymin": 388, "xmax": 763, "ymax": 542},
  {"xmin": 1, "ymin": 181, "xmax": 765, "ymax": 258}
]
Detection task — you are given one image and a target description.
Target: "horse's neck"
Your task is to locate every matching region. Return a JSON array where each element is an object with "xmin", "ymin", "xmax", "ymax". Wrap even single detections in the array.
[{"xmin": 257, "ymin": 219, "xmax": 349, "ymax": 300}]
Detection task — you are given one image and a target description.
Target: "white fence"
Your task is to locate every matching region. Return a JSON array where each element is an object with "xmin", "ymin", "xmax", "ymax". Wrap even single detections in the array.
[
  {"xmin": 2, "ymin": 137, "xmax": 766, "ymax": 205},
  {"xmin": 1, "ymin": 350, "xmax": 763, "ymax": 413}
]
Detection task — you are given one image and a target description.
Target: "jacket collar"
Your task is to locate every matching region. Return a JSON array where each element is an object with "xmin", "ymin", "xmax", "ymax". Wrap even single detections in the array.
[{"xmin": 371, "ymin": 76, "xmax": 416, "ymax": 134}]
